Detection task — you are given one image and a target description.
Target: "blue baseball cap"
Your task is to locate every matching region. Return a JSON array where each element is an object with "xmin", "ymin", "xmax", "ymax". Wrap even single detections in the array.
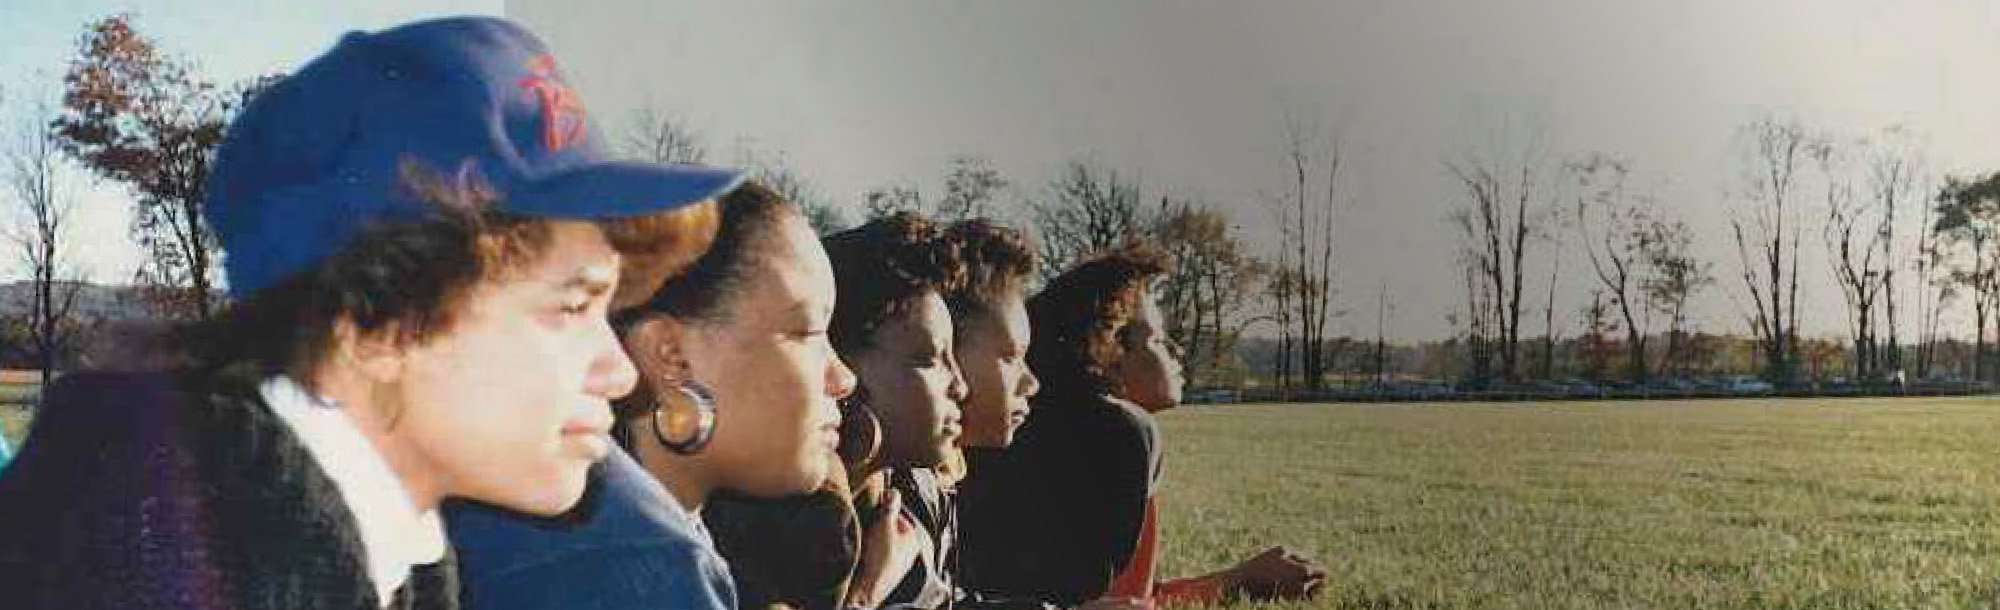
[{"xmin": 207, "ymin": 16, "xmax": 745, "ymax": 298}]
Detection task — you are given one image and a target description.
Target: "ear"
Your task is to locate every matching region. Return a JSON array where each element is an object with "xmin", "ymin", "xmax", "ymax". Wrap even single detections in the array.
[
  {"xmin": 626, "ymin": 315, "xmax": 698, "ymax": 383},
  {"xmin": 333, "ymin": 316, "xmax": 409, "ymax": 385}
]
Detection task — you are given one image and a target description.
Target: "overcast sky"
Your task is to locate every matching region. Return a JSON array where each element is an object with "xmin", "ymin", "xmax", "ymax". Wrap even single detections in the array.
[
  {"xmin": 4, "ymin": 1, "xmax": 1997, "ymax": 342},
  {"xmin": 509, "ymin": 0, "xmax": 2000, "ymax": 341}
]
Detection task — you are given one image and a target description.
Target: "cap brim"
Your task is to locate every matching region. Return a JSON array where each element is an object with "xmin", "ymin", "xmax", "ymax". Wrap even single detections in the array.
[{"xmin": 505, "ymin": 161, "xmax": 747, "ymax": 218}]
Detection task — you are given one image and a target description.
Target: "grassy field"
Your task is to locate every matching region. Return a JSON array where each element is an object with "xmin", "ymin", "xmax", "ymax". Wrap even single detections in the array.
[
  {"xmin": 0, "ymin": 379, "xmax": 36, "ymax": 449},
  {"xmin": 1152, "ymin": 396, "xmax": 2000, "ymax": 609},
  {"xmin": 2, "ymin": 407, "xmax": 26, "ymax": 449}
]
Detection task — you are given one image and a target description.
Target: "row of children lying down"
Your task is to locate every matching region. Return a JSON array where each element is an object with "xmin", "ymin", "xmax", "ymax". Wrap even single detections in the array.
[{"xmin": 0, "ymin": 16, "xmax": 1324, "ymax": 610}]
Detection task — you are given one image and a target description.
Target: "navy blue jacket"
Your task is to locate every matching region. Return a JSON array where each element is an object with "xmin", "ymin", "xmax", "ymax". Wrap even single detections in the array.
[
  {"xmin": 0, "ymin": 369, "xmax": 458, "ymax": 610},
  {"xmin": 446, "ymin": 448, "xmax": 736, "ymax": 610}
]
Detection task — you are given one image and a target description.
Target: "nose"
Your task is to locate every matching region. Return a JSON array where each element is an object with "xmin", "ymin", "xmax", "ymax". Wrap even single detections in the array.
[
  {"xmin": 586, "ymin": 318, "xmax": 640, "ymax": 400},
  {"xmin": 826, "ymin": 354, "xmax": 858, "ymax": 401},
  {"xmin": 945, "ymin": 358, "xmax": 970, "ymax": 404},
  {"xmin": 1018, "ymin": 365, "xmax": 1041, "ymax": 399}
]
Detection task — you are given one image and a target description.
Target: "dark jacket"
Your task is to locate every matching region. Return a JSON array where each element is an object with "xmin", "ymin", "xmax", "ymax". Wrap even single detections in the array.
[
  {"xmin": 446, "ymin": 448, "xmax": 736, "ymax": 610},
  {"xmin": 0, "ymin": 369, "xmax": 458, "ymax": 610},
  {"xmin": 954, "ymin": 388, "xmax": 1159, "ymax": 608},
  {"xmin": 703, "ymin": 474, "xmax": 865, "ymax": 610}
]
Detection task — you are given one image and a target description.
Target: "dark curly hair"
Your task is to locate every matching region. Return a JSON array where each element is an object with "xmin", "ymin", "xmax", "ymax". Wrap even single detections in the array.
[
  {"xmin": 821, "ymin": 211, "xmax": 967, "ymax": 356},
  {"xmin": 938, "ymin": 218, "xmax": 1037, "ymax": 331},
  {"xmin": 1024, "ymin": 239, "xmax": 1172, "ymax": 397}
]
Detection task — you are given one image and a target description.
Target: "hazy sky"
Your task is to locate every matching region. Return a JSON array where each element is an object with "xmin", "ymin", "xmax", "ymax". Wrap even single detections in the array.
[
  {"xmin": 3, "ymin": 1, "xmax": 1997, "ymax": 342},
  {"xmin": 511, "ymin": 0, "xmax": 2000, "ymax": 341}
]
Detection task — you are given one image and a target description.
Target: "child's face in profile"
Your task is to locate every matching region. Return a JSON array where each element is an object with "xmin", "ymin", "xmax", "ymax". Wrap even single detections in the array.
[
  {"xmin": 384, "ymin": 220, "xmax": 632, "ymax": 515},
  {"xmin": 850, "ymin": 292, "xmax": 969, "ymax": 467},
  {"xmin": 1115, "ymin": 295, "xmax": 1183, "ymax": 412},
  {"xmin": 953, "ymin": 294, "xmax": 1039, "ymax": 449}
]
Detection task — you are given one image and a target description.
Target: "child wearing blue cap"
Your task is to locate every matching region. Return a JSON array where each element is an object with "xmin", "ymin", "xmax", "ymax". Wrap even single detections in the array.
[{"xmin": 0, "ymin": 16, "xmax": 740, "ymax": 610}]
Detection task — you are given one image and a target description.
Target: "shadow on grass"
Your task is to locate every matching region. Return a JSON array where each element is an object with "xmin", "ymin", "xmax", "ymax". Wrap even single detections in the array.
[{"xmin": 1327, "ymin": 590, "xmax": 1451, "ymax": 610}]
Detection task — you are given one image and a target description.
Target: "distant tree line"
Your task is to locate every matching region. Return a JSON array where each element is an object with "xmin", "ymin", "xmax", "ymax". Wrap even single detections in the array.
[{"xmin": 6, "ymin": 14, "xmax": 2000, "ymax": 397}]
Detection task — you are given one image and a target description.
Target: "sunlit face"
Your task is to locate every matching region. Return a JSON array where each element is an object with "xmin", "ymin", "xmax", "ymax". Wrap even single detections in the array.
[
  {"xmin": 848, "ymin": 292, "xmax": 969, "ymax": 468},
  {"xmin": 389, "ymin": 221, "xmax": 634, "ymax": 515},
  {"xmin": 953, "ymin": 294, "xmax": 1039, "ymax": 448},
  {"xmin": 1114, "ymin": 294, "xmax": 1183, "ymax": 412},
  {"xmin": 649, "ymin": 213, "xmax": 856, "ymax": 497}
]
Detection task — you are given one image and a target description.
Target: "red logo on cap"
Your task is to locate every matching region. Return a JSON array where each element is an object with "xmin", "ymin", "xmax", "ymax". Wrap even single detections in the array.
[{"xmin": 518, "ymin": 55, "xmax": 588, "ymax": 151}]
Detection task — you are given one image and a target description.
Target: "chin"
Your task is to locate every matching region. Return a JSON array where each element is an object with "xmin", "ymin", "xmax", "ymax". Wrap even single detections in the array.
[
  {"xmin": 496, "ymin": 475, "xmax": 590, "ymax": 516},
  {"xmin": 958, "ymin": 429, "xmax": 1001, "ymax": 449},
  {"xmin": 794, "ymin": 462, "xmax": 832, "ymax": 493},
  {"xmin": 1139, "ymin": 393, "xmax": 1180, "ymax": 413}
]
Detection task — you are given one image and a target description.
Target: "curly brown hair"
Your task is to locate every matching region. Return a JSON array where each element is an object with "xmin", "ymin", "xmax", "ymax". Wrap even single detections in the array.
[
  {"xmin": 821, "ymin": 211, "xmax": 967, "ymax": 356},
  {"xmin": 938, "ymin": 218, "xmax": 1037, "ymax": 330},
  {"xmin": 1024, "ymin": 239, "xmax": 1173, "ymax": 397}
]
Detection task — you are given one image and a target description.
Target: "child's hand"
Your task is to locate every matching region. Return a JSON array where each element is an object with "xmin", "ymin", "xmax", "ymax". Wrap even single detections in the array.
[
  {"xmin": 845, "ymin": 493, "xmax": 921, "ymax": 608},
  {"xmin": 1225, "ymin": 546, "xmax": 1327, "ymax": 601},
  {"xmin": 1076, "ymin": 596, "xmax": 1152, "ymax": 610}
]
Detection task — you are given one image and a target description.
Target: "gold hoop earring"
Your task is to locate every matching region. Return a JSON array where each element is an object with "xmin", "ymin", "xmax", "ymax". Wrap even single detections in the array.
[
  {"xmin": 837, "ymin": 390, "xmax": 884, "ymax": 479},
  {"xmin": 652, "ymin": 380, "xmax": 717, "ymax": 455}
]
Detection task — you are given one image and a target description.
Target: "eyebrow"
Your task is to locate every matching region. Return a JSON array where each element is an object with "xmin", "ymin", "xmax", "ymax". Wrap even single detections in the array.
[{"xmin": 555, "ymin": 265, "xmax": 619, "ymax": 296}]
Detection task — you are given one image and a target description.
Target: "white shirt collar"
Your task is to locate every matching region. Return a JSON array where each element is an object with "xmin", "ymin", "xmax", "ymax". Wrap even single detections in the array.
[{"xmin": 260, "ymin": 376, "xmax": 448, "ymax": 607}]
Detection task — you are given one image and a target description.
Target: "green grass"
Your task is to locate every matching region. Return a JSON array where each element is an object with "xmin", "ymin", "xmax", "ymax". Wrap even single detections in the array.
[
  {"xmin": 0, "ymin": 379, "xmax": 35, "ymax": 449},
  {"xmin": 1, "ymin": 406, "xmax": 26, "ymax": 449},
  {"xmin": 1153, "ymin": 396, "xmax": 2000, "ymax": 610},
  {"xmin": 0, "ymin": 387, "xmax": 1989, "ymax": 606}
]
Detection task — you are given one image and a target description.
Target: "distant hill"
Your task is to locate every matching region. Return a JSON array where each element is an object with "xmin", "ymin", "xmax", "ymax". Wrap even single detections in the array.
[{"xmin": 0, "ymin": 281, "xmax": 161, "ymax": 322}]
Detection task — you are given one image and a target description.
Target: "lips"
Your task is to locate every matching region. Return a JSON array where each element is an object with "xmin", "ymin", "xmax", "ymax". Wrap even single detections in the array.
[
  {"xmin": 818, "ymin": 421, "xmax": 840, "ymax": 452},
  {"xmin": 561, "ymin": 406, "xmax": 614, "ymax": 461},
  {"xmin": 1007, "ymin": 407, "xmax": 1030, "ymax": 427}
]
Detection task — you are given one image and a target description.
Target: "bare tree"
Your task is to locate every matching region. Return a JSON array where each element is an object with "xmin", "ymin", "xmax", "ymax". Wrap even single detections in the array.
[
  {"xmin": 1265, "ymin": 115, "xmax": 1347, "ymax": 391},
  {"xmin": 622, "ymin": 106, "xmax": 707, "ymax": 165},
  {"xmin": 732, "ymin": 145, "xmax": 847, "ymax": 234},
  {"xmin": 1817, "ymin": 130, "xmax": 1924, "ymax": 384},
  {"xmin": 1913, "ymin": 171, "xmax": 1954, "ymax": 380},
  {"xmin": 937, "ymin": 156, "xmax": 1006, "ymax": 221},
  {"xmin": 6, "ymin": 97, "xmax": 87, "ymax": 386},
  {"xmin": 1861, "ymin": 127, "xmax": 1925, "ymax": 382},
  {"xmin": 1028, "ymin": 159, "xmax": 1146, "ymax": 282},
  {"xmin": 861, "ymin": 184, "xmax": 924, "ymax": 220},
  {"xmin": 1570, "ymin": 153, "xmax": 1657, "ymax": 382},
  {"xmin": 1540, "ymin": 254, "xmax": 1561, "ymax": 379},
  {"xmin": 1728, "ymin": 116, "xmax": 1814, "ymax": 384},
  {"xmin": 51, "ymin": 15, "xmax": 276, "ymax": 319},
  {"xmin": 1446, "ymin": 123, "xmax": 1553, "ymax": 382},
  {"xmin": 1813, "ymin": 138, "xmax": 1888, "ymax": 382},
  {"xmin": 861, "ymin": 156, "xmax": 1009, "ymax": 224}
]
